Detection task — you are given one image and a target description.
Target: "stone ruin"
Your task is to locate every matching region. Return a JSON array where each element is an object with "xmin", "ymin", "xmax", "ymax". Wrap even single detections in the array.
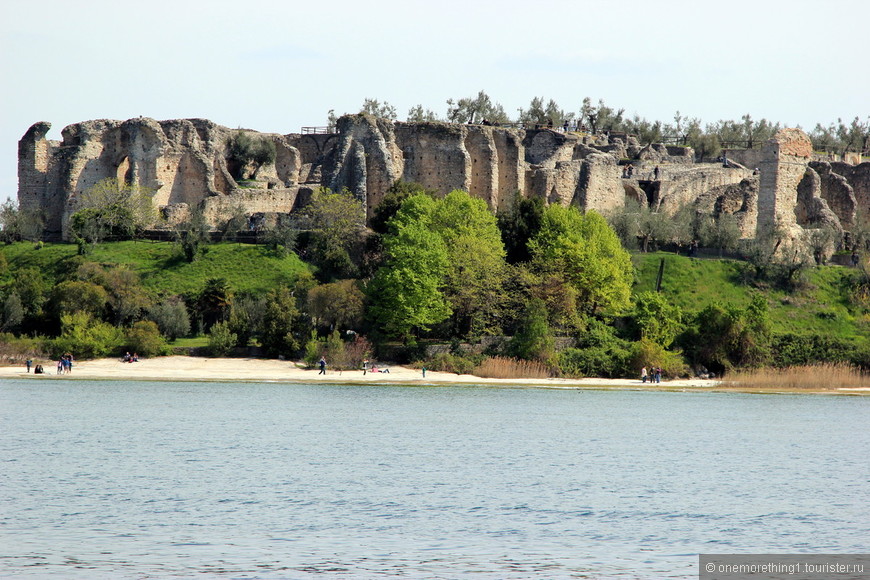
[{"xmin": 17, "ymin": 116, "xmax": 870, "ymax": 252}]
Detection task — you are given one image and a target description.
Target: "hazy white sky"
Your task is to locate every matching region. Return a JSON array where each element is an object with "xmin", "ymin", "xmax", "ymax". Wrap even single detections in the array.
[{"xmin": 1, "ymin": 0, "xmax": 867, "ymax": 202}]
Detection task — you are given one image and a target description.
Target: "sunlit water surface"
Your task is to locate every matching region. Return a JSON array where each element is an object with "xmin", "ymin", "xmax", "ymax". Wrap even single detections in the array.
[{"xmin": 1, "ymin": 380, "xmax": 868, "ymax": 579}]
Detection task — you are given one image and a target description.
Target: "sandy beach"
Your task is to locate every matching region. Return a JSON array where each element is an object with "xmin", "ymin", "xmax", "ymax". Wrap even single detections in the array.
[
  {"xmin": 3, "ymin": 356, "xmax": 868, "ymax": 394},
  {"xmin": 0, "ymin": 355, "xmax": 722, "ymax": 389}
]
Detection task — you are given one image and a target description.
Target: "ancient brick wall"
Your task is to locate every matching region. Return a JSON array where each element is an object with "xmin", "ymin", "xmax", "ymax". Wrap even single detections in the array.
[{"xmin": 757, "ymin": 129, "xmax": 813, "ymax": 236}]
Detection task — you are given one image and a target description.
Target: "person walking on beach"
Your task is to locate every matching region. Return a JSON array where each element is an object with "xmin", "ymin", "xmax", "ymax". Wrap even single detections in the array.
[
  {"xmin": 641, "ymin": 366, "xmax": 648, "ymax": 383},
  {"xmin": 26, "ymin": 359, "xmax": 32, "ymax": 373},
  {"xmin": 318, "ymin": 356, "xmax": 327, "ymax": 375}
]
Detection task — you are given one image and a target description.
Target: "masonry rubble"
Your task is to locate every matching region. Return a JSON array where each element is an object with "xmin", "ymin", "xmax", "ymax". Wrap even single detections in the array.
[{"xmin": 18, "ymin": 116, "xmax": 869, "ymax": 254}]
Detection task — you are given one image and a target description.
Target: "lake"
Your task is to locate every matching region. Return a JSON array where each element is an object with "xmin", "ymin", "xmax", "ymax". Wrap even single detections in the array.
[{"xmin": 1, "ymin": 380, "xmax": 868, "ymax": 578}]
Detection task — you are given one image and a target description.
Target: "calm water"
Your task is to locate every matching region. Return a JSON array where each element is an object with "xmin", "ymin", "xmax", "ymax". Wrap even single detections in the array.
[{"xmin": 1, "ymin": 380, "xmax": 868, "ymax": 579}]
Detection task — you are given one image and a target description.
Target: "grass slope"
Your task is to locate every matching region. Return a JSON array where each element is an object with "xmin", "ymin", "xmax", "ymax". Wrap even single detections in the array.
[
  {"xmin": 632, "ymin": 252, "xmax": 866, "ymax": 341},
  {"xmin": 0, "ymin": 241, "xmax": 311, "ymax": 297}
]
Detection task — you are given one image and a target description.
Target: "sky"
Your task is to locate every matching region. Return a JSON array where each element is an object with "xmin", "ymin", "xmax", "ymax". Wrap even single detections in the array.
[{"xmin": 1, "ymin": 0, "xmax": 868, "ymax": 203}]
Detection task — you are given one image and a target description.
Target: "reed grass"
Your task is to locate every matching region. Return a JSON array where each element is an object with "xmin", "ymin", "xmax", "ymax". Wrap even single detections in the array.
[
  {"xmin": 473, "ymin": 356, "xmax": 552, "ymax": 379},
  {"xmin": 724, "ymin": 363, "xmax": 870, "ymax": 390}
]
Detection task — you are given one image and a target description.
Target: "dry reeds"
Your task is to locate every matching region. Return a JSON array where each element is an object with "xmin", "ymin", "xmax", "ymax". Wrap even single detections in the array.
[
  {"xmin": 473, "ymin": 356, "xmax": 552, "ymax": 380},
  {"xmin": 724, "ymin": 363, "xmax": 870, "ymax": 390}
]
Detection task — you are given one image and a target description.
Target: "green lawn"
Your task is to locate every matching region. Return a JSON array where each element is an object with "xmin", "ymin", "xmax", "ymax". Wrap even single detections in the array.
[
  {"xmin": 0, "ymin": 240, "xmax": 311, "ymax": 296},
  {"xmin": 632, "ymin": 252, "xmax": 866, "ymax": 340}
]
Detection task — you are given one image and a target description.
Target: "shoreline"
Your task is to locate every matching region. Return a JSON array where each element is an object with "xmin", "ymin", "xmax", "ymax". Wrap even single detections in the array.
[{"xmin": 1, "ymin": 356, "xmax": 868, "ymax": 395}]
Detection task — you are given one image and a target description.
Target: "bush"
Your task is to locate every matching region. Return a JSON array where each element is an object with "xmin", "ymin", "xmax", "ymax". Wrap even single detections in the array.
[
  {"xmin": 628, "ymin": 339, "xmax": 690, "ymax": 379},
  {"xmin": 207, "ymin": 321, "xmax": 237, "ymax": 357},
  {"xmin": 420, "ymin": 352, "xmax": 484, "ymax": 375},
  {"xmin": 771, "ymin": 333, "xmax": 857, "ymax": 367},
  {"xmin": 558, "ymin": 345, "xmax": 631, "ymax": 378},
  {"xmin": 124, "ymin": 320, "xmax": 167, "ymax": 358},
  {"xmin": 51, "ymin": 312, "xmax": 123, "ymax": 359},
  {"xmin": 0, "ymin": 332, "xmax": 46, "ymax": 364}
]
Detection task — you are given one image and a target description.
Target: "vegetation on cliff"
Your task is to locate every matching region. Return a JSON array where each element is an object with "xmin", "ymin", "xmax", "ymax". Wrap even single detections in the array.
[{"xmin": 3, "ymin": 182, "xmax": 870, "ymax": 379}]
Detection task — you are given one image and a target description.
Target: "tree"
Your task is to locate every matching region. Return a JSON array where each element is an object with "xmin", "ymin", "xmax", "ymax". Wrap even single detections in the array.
[
  {"xmin": 407, "ymin": 105, "xmax": 439, "ymax": 123},
  {"xmin": 698, "ymin": 213, "xmax": 742, "ymax": 257},
  {"xmin": 197, "ymin": 278, "xmax": 233, "ymax": 332},
  {"xmin": 509, "ymin": 298, "xmax": 555, "ymax": 362},
  {"xmin": 11, "ymin": 267, "xmax": 46, "ymax": 320},
  {"xmin": 148, "ymin": 296, "xmax": 191, "ymax": 340},
  {"xmin": 50, "ymin": 280, "xmax": 109, "ymax": 322},
  {"xmin": 102, "ymin": 267, "xmax": 152, "ymax": 326},
  {"xmin": 69, "ymin": 178, "xmax": 156, "ymax": 247},
  {"xmin": 261, "ymin": 215, "xmax": 300, "ymax": 257},
  {"xmin": 299, "ymin": 188, "xmax": 366, "ymax": 280},
  {"xmin": 367, "ymin": 195, "xmax": 451, "ymax": 341},
  {"xmin": 307, "ymin": 279, "xmax": 365, "ymax": 332},
  {"xmin": 260, "ymin": 286, "xmax": 302, "ymax": 357},
  {"xmin": 207, "ymin": 321, "xmax": 237, "ymax": 357},
  {"xmin": 51, "ymin": 312, "xmax": 123, "ymax": 359},
  {"xmin": 226, "ymin": 131, "xmax": 276, "ymax": 180},
  {"xmin": 498, "ymin": 196, "xmax": 545, "ymax": 264},
  {"xmin": 630, "ymin": 291, "xmax": 683, "ymax": 348},
  {"xmin": 431, "ymin": 190, "xmax": 508, "ymax": 338},
  {"xmin": 446, "ymin": 90, "xmax": 509, "ymax": 124},
  {"xmin": 529, "ymin": 206, "xmax": 633, "ymax": 317},
  {"xmin": 360, "ymin": 98, "xmax": 398, "ymax": 120},
  {"xmin": 174, "ymin": 207, "xmax": 211, "ymax": 262},
  {"xmin": 227, "ymin": 293, "xmax": 264, "ymax": 347},
  {"xmin": 517, "ymin": 97, "xmax": 570, "ymax": 127},
  {"xmin": 370, "ymin": 180, "xmax": 437, "ymax": 235},
  {"xmin": 1, "ymin": 293, "xmax": 24, "ymax": 332},
  {"xmin": 0, "ymin": 201, "xmax": 43, "ymax": 242},
  {"xmin": 125, "ymin": 320, "xmax": 166, "ymax": 357}
]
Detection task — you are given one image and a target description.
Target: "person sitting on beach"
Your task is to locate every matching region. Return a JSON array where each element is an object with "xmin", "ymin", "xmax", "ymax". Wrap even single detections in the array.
[
  {"xmin": 131, "ymin": 353, "xmax": 139, "ymax": 363},
  {"xmin": 122, "ymin": 352, "xmax": 131, "ymax": 362}
]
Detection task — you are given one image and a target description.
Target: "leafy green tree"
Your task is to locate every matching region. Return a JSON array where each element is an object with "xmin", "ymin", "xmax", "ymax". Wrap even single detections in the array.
[
  {"xmin": 149, "ymin": 296, "xmax": 191, "ymax": 340},
  {"xmin": 370, "ymin": 180, "xmax": 437, "ymax": 235},
  {"xmin": 261, "ymin": 215, "xmax": 299, "ymax": 257},
  {"xmin": 52, "ymin": 312, "xmax": 123, "ymax": 359},
  {"xmin": 307, "ymin": 279, "xmax": 364, "ymax": 332},
  {"xmin": 50, "ymin": 280, "xmax": 108, "ymax": 321},
  {"xmin": 510, "ymin": 298, "xmax": 555, "ymax": 362},
  {"xmin": 260, "ymin": 286, "xmax": 302, "ymax": 357},
  {"xmin": 102, "ymin": 267, "xmax": 152, "ymax": 326},
  {"xmin": 367, "ymin": 195, "xmax": 451, "ymax": 341},
  {"xmin": 299, "ymin": 188, "xmax": 366, "ymax": 281},
  {"xmin": 227, "ymin": 294, "xmax": 264, "ymax": 347},
  {"xmin": 431, "ymin": 190, "xmax": 508, "ymax": 338},
  {"xmin": 125, "ymin": 320, "xmax": 166, "ymax": 357},
  {"xmin": 11, "ymin": 267, "xmax": 46, "ymax": 320},
  {"xmin": 207, "ymin": 321, "xmax": 237, "ymax": 357},
  {"xmin": 630, "ymin": 291, "xmax": 683, "ymax": 348},
  {"xmin": 529, "ymin": 206, "xmax": 633, "ymax": 317},
  {"xmin": 446, "ymin": 90, "xmax": 509, "ymax": 124}
]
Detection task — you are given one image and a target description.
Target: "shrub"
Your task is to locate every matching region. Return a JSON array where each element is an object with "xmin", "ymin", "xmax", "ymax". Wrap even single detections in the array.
[
  {"xmin": 207, "ymin": 321, "xmax": 237, "ymax": 357},
  {"xmin": 0, "ymin": 332, "xmax": 46, "ymax": 364},
  {"xmin": 422, "ymin": 352, "xmax": 483, "ymax": 375},
  {"xmin": 558, "ymin": 346, "xmax": 631, "ymax": 378},
  {"xmin": 124, "ymin": 320, "xmax": 167, "ymax": 358},
  {"xmin": 51, "ymin": 312, "xmax": 123, "ymax": 359},
  {"xmin": 628, "ymin": 339, "xmax": 690, "ymax": 379},
  {"xmin": 771, "ymin": 333, "xmax": 857, "ymax": 367}
]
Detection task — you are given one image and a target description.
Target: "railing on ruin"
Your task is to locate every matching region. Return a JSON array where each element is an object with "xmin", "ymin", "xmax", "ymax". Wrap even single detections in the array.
[{"xmin": 300, "ymin": 126, "xmax": 335, "ymax": 135}]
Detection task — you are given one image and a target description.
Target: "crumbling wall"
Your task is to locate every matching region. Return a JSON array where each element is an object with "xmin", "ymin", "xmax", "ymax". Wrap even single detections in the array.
[
  {"xmin": 574, "ymin": 154, "xmax": 622, "ymax": 212},
  {"xmin": 657, "ymin": 166, "xmax": 753, "ymax": 214},
  {"xmin": 808, "ymin": 161, "xmax": 856, "ymax": 227},
  {"xmin": 757, "ymin": 128, "xmax": 814, "ymax": 238}
]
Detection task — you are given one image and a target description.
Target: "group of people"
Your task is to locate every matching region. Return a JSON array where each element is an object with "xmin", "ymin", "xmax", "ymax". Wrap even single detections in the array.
[
  {"xmin": 641, "ymin": 366, "xmax": 662, "ymax": 383},
  {"xmin": 122, "ymin": 352, "xmax": 139, "ymax": 363},
  {"xmin": 56, "ymin": 353, "xmax": 74, "ymax": 375}
]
